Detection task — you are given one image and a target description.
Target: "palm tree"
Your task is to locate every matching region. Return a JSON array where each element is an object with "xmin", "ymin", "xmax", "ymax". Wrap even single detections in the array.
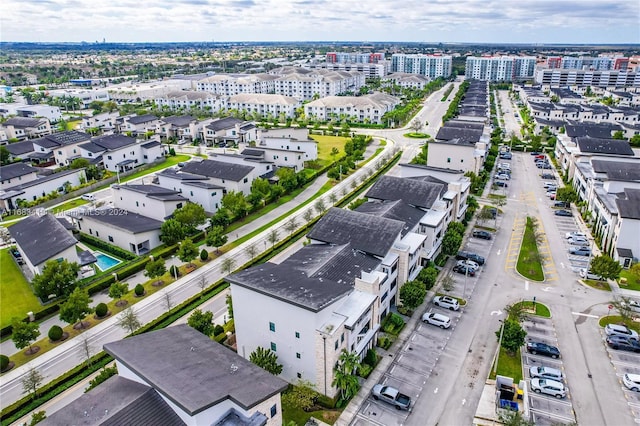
[{"xmin": 332, "ymin": 350, "xmax": 361, "ymax": 400}]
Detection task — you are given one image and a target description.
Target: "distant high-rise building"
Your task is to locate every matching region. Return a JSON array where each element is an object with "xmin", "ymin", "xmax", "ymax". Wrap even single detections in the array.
[
  {"xmin": 390, "ymin": 54, "xmax": 452, "ymax": 79},
  {"xmin": 464, "ymin": 56, "xmax": 536, "ymax": 81},
  {"xmin": 325, "ymin": 52, "xmax": 385, "ymax": 64}
]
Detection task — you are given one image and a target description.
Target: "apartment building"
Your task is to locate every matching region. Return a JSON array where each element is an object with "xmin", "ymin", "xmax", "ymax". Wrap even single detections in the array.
[
  {"xmin": 464, "ymin": 56, "xmax": 536, "ymax": 81},
  {"xmin": 226, "ymin": 94, "xmax": 300, "ymax": 119},
  {"xmin": 391, "ymin": 54, "xmax": 452, "ymax": 78},
  {"xmin": 305, "ymin": 62, "xmax": 389, "ymax": 79},
  {"xmin": 546, "ymin": 56, "xmax": 629, "ymax": 71},
  {"xmin": 534, "ymin": 69, "xmax": 640, "ymax": 88},
  {"xmin": 304, "ymin": 93, "xmax": 400, "ymax": 124},
  {"xmin": 382, "ymin": 73, "xmax": 432, "ymax": 90},
  {"xmin": 154, "ymin": 91, "xmax": 225, "ymax": 113},
  {"xmin": 325, "ymin": 52, "xmax": 385, "ymax": 64}
]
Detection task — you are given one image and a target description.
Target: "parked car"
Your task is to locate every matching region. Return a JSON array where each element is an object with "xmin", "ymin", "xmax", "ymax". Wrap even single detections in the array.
[
  {"xmin": 457, "ymin": 259, "xmax": 479, "ymax": 270},
  {"xmin": 541, "ymin": 163, "xmax": 553, "ymax": 169},
  {"xmin": 605, "ymin": 324, "xmax": 639, "ymax": 340},
  {"xmin": 81, "ymin": 194, "xmax": 96, "ymax": 202},
  {"xmin": 565, "ymin": 231, "xmax": 587, "ymax": 239},
  {"xmin": 372, "ymin": 385, "xmax": 411, "ymax": 410},
  {"xmin": 500, "ymin": 152, "xmax": 512, "ymax": 160},
  {"xmin": 553, "ymin": 201, "xmax": 570, "ymax": 208},
  {"xmin": 433, "ymin": 295, "xmax": 460, "ymax": 311},
  {"xmin": 606, "ymin": 335, "xmax": 640, "ymax": 353},
  {"xmin": 623, "ymin": 373, "xmax": 640, "ymax": 392},
  {"xmin": 624, "ymin": 299, "xmax": 640, "ymax": 314},
  {"xmin": 472, "ymin": 230, "xmax": 492, "ymax": 240},
  {"xmin": 579, "ymin": 268, "xmax": 603, "ymax": 280},
  {"xmin": 534, "ymin": 154, "xmax": 546, "ymax": 160},
  {"xmin": 456, "ymin": 251, "xmax": 485, "ymax": 265},
  {"xmin": 529, "ymin": 366, "xmax": 564, "ymax": 381},
  {"xmin": 541, "ymin": 173, "xmax": 556, "ymax": 180},
  {"xmin": 453, "ymin": 264, "xmax": 476, "ymax": 276},
  {"xmin": 568, "ymin": 236, "xmax": 588, "ymax": 245},
  {"xmin": 494, "ymin": 181, "xmax": 508, "ymax": 188},
  {"xmin": 422, "ymin": 312, "xmax": 451, "ymax": 329},
  {"xmin": 495, "ymin": 173, "xmax": 510, "ymax": 181},
  {"xmin": 530, "ymin": 378, "xmax": 566, "ymax": 399},
  {"xmin": 554, "ymin": 210, "xmax": 572, "ymax": 217},
  {"xmin": 543, "ymin": 182, "xmax": 557, "ymax": 189},
  {"xmin": 569, "ymin": 246, "xmax": 591, "ymax": 256},
  {"xmin": 530, "ymin": 151, "xmax": 541, "ymax": 156},
  {"xmin": 526, "ymin": 341, "xmax": 561, "ymax": 358}
]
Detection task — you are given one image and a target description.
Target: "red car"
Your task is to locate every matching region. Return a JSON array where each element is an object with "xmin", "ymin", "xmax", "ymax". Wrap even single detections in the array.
[{"xmin": 535, "ymin": 154, "xmax": 546, "ymax": 160}]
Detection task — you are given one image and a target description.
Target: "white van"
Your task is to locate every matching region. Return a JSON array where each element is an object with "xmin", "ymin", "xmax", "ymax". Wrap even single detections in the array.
[{"xmin": 81, "ymin": 194, "xmax": 96, "ymax": 202}]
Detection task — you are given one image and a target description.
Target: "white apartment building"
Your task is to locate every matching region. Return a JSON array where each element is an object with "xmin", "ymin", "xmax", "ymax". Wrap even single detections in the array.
[
  {"xmin": 47, "ymin": 88, "xmax": 110, "ymax": 108},
  {"xmin": 0, "ymin": 103, "xmax": 62, "ymax": 122},
  {"xmin": 107, "ymin": 79, "xmax": 191, "ymax": 103},
  {"xmin": 546, "ymin": 56, "xmax": 629, "ymax": 71},
  {"xmin": 226, "ymin": 94, "xmax": 300, "ymax": 119},
  {"xmin": 325, "ymin": 52, "xmax": 385, "ymax": 64},
  {"xmin": 391, "ymin": 54, "xmax": 452, "ymax": 78},
  {"xmin": 304, "ymin": 93, "xmax": 400, "ymax": 124},
  {"xmin": 465, "ymin": 56, "xmax": 536, "ymax": 81},
  {"xmin": 305, "ymin": 62, "xmax": 389, "ymax": 79},
  {"xmin": 535, "ymin": 69, "xmax": 640, "ymax": 88},
  {"xmin": 154, "ymin": 91, "xmax": 225, "ymax": 113},
  {"xmin": 382, "ymin": 73, "xmax": 432, "ymax": 90}
]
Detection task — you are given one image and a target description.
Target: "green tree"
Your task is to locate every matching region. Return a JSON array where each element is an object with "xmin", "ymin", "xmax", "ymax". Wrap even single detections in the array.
[
  {"xmin": 496, "ymin": 319, "xmax": 527, "ymax": 355},
  {"xmin": 417, "ymin": 266, "xmax": 438, "ymax": 290},
  {"xmin": 505, "ymin": 302, "xmax": 529, "ymax": 322},
  {"xmin": 281, "ymin": 379, "xmax": 318, "ymax": 412},
  {"xmin": 11, "ymin": 318, "xmax": 40, "ymax": 354},
  {"xmin": 220, "ymin": 257, "xmax": 236, "ymax": 275},
  {"xmin": 109, "ymin": 281, "xmax": 129, "ymax": 307},
  {"xmin": 0, "ymin": 146, "xmax": 10, "ymax": 166},
  {"xmin": 630, "ymin": 135, "xmax": 640, "ymax": 148},
  {"xmin": 249, "ymin": 177, "xmax": 271, "ymax": 206},
  {"xmin": 117, "ymin": 306, "xmax": 142, "ymax": 334},
  {"xmin": 173, "ymin": 202, "xmax": 207, "ymax": 234},
  {"xmin": 332, "ymin": 350, "xmax": 361, "ymax": 400},
  {"xmin": 187, "ymin": 309, "xmax": 215, "ymax": 336},
  {"xmin": 284, "ymin": 217, "xmax": 298, "ymax": 235},
  {"xmin": 267, "ymin": 229, "xmax": 279, "ymax": 248},
  {"xmin": 221, "ymin": 191, "xmax": 250, "ymax": 219},
  {"xmin": 249, "ymin": 346, "xmax": 283, "ymax": 375},
  {"xmin": 477, "ymin": 208, "xmax": 494, "ymax": 225},
  {"xmin": 59, "ymin": 287, "xmax": 92, "ymax": 329},
  {"xmin": 441, "ymin": 229, "xmax": 463, "ymax": 256},
  {"xmin": 205, "ymin": 225, "xmax": 227, "ymax": 253},
  {"xmin": 447, "ymin": 221, "xmax": 465, "ymax": 236},
  {"xmin": 399, "ymin": 280, "xmax": 426, "ymax": 310},
  {"xmin": 70, "ymin": 158, "xmax": 90, "ymax": 169},
  {"xmin": 22, "ymin": 367, "xmax": 44, "ymax": 400},
  {"xmin": 26, "ymin": 410, "xmax": 47, "ymax": 425},
  {"xmin": 276, "ymin": 167, "xmax": 299, "ymax": 192},
  {"xmin": 209, "ymin": 208, "xmax": 231, "ymax": 228},
  {"xmin": 590, "ymin": 255, "xmax": 622, "ymax": 281},
  {"xmin": 145, "ymin": 258, "xmax": 167, "ymax": 284},
  {"xmin": 31, "ymin": 259, "xmax": 80, "ymax": 300},
  {"xmin": 612, "ymin": 130, "xmax": 625, "ymax": 140},
  {"xmin": 630, "ymin": 262, "xmax": 640, "ymax": 284},
  {"xmin": 177, "ymin": 238, "xmax": 198, "ymax": 267},
  {"xmin": 160, "ymin": 218, "xmax": 187, "ymax": 245},
  {"xmin": 555, "ymin": 186, "xmax": 579, "ymax": 204}
]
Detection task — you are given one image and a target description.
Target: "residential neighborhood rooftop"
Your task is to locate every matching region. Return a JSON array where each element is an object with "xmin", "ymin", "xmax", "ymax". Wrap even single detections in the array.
[
  {"xmin": 77, "ymin": 208, "xmax": 163, "ymax": 233},
  {"xmin": 181, "ymin": 159, "xmax": 255, "ymax": 182},
  {"xmin": 365, "ymin": 175, "xmax": 446, "ymax": 209},
  {"xmin": 9, "ymin": 213, "xmax": 77, "ymax": 266}
]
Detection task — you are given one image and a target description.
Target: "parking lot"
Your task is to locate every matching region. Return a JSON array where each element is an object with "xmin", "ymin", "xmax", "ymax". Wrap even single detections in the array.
[
  {"xmin": 522, "ymin": 317, "xmax": 577, "ymax": 425},
  {"xmin": 354, "ymin": 307, "xmax": 463, "ymax": 425},
  {"xmin": 600, "ymin": 330, "xmax": 640, "ymax": 423}
]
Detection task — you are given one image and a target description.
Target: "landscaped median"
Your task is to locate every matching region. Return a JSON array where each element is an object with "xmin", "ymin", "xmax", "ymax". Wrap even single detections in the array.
[{"xmin": 516, "ymin": 217, "xmax": 545, "ymax": 281}]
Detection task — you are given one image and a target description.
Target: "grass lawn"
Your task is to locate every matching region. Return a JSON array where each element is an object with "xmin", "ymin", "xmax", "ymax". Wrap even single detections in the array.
[
  {"xmin": 516, "ymin": 217, "xmax": 544, "ymax": 282},
  {"xmin": 282, "ymin": 397, "xmax": 341, "ymax": 426},
  {"xmin": 489, "ymin": 347, "xmax": 523, "ymax": 383},
  {"xmin": 515, "ymin": 301, "xmax": 551, "ymax": 318},
  {"xmin": 599, "ymin": 315, "xmax": 640, "ymax": 334},
  {"xmin": 619, "ymin": 269, "xmax": 640, "ymax": 291},
  {"xmin": 488, "ymin": 194, "xmax": 507, "ymax": 200},
  {"xmin": 403, "ymin": 132, "xmax": 431, "ymax": 138},
  {"xmin": 309, "ymin": 134, "xmax": 348, "ymax": 162},
  {"xmin": 0, "ymin": 249, "xmax": 41, "ymax": 329},
  {"xmin": 583, "ymin": 279, "xmax": 612, "ymax": 292},
  {"xmin": 120, "ymin": 154, "xmax": 190, "ymax": 184},
  {"xmin": 50, "ymin": 198, "xmax": 88, "ymax": 213}
]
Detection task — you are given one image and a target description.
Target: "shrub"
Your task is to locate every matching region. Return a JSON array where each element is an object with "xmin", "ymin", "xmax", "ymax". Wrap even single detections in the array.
[
  {"xmin": 200, "ymin": 249, "xmax": 209, "ymax": 261},
  {"xmin": 357, "ymin": 363, "xmax": 373, "ymax": 378},
  {"xmin": 213, "ymin": 324, "xmax": 225, "ymax": 336},
  {"xmin": 363, "ymin": 348, "xmax": 378, "ymax": 367},
  {"xmin": 86, "ymin": 366, "xmax": 117, "ymax": 392},
  {"xmin": 95, "ymin": 303, "xmax": 108, "ymax": 318},
  {"xmin": 48, "ymin": 325, "xmax": 63, "ymax": 341},
  {"xmin": 134, "ymin": 284, "xmax": 145, "ymax": 296},
  {"xmin": 0, "ymin": 354, "xmax": 9, "ymax": 371},
  {"xmin": 169, "ymin": 265, "xmax": 180, "ymax": 278}
]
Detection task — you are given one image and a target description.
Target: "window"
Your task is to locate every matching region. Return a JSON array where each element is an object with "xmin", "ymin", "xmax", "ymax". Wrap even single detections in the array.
[
  {"xmin": 297, "ymin": 372, "xmax": 302, "ymax": 379},
  {"xmin": 460, "ymin": 159, "xmax": 464, "ymax": 163},
  {"xmin": 190, "ymin": 191, "xmax": 194, "ymax": 196},
  {"xmin": 176, "ymin": 203, "xmax": 183, "ymax": 209},
  {"xmin": 108, "ymin": 236, "xmax": 114, "ymax": 242},
  {"xmin": 107, "ymin": 155, "xmax": 112, "ymax": 160},
  {"xmin": 447, "ymin": 157, "xmax": 451, "ymax": 163},
  {"xmin": 270, "ymin": 405, "xmax": 277, "ymax": 417},
  {"xmin": 136, "ymin": 201, "xmax": 139, "ymax": 207},
  {"xmin": 295, "ymin": 331, "xmax": 300, "ymax": 338},
  {"xmin": 270, "ymin": 342, "xmax": 277, "ymax": 351},
  {"xmin": 269, "ymin": 322, "xmax": 276, "ymax": 332},
  {"xmin": 243, "ymin": 177, "xmax": 248, "ymax": 183},
  {"xmin": 296, "ymin": 352, "xmax": 301, "ymax": 359},
  {"xmin": 341, "ymin": 333, "xmax": 344, "ymax": 343},
  {"xmin": 95, "ymin": 231, "xmax": 99, "ymax": 237},
  {"xmin": 334, "ymin": 340, "xmax": 339, "ymax": 350}
]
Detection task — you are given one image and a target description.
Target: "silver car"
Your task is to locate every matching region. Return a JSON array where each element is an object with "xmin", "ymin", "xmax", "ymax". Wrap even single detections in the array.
[
  {"xmin": 422, "ymin": 312, "xmax": 451, "ymax": 329},
  {"xmin": 605, "ymin": 324, "xmax": 639, "ymax": 341},
  {"xmin": 529, "ymin": 366, "xmax": 563, "ymax": 381},
  {"xmin": 531, "ymin": 378, "xmax": 566, "ymax": 399}
]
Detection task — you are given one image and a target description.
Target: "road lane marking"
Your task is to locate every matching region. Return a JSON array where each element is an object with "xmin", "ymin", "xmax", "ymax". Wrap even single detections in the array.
[{"xmin": 571, "ymin": 312, "xmax": 599, "ymax": 318}]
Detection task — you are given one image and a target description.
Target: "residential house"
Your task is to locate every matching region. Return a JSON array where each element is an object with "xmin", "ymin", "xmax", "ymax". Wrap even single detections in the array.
[
  {"xmin": 31, "ymin": 131, "xmax": 92, "ymax": 167},
  {"xmin": 203, "ymin": 117, "xmax": 257, "ymax": 146},
  {"xmin": 78, "ymin": 134, "xmax": 164, "ymax": 172},
  {"xmin": 9, "ymin": 213, "xmax": 80, "ymax": 278},
  {"xmin": 43, "ymin": 325, "xmax": 288, "ymax": 426},
  {"xmin": 4, "ymin": 140, "xmax": 36, "ymax": 162},
  {"xmin": 117, "ymin": 114, "xmax": 160, "ymax": 137},
  {"xmin": 1, "ymin": 117, "xmax": 52, "ymax": 141},
  {"xmin": 303, "ymin": 93, "xmax": 400, "ymax": 124},
  {"xmin": 0, "ymin": 103, "xmax": 62, "ymax": 122},
  {"xmin": 111, "ymin": 184, "xmax": 189, "ymax": 222},
  {"xmin": 155, "ymin": 168, "xmax": 224, "ymax": 214},
  {"xmin": 80, "ymin": 111, "xmax": 119, "ymax": 133},
  {"xmin": 382, "ymin": 73, "xmax": 432, "ymax": 90}
]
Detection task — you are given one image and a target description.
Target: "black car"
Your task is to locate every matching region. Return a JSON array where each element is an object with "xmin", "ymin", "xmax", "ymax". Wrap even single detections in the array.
[
  {"xmin": 554, "ymin": 201, "xmax": 570, "ymax": 208},
  {"xmin": 526, "ymin": 341, "xmax": 561, "ymax": 359},
  {"xmin": 472, "ymin": 230, "xmax": 492, "ymax": 240},
  {"xmin": 494, "ymin": 181, "xmax": 508, "ymax": 188},
  {"xmin": 530, "ymin": 151, "xmax": 541, "ymax": 156},
  {"xmin": 456, "ymin": 251, "xmax": 485, "ymax": 265},
  {"xmin": 541, "ymin": 173, "xmax": 556, "ymax": 180},
  {"xmin": 606, "ymin": 336, "xmax": 640, "ymax": 353},
  {"xmin": 542, "ymin": 163, "xmax": 553, "ymax": 169},
  {"xmin": 554, "ymin": 210, "xmax": 573, "ymax": 217},
  {"xmin": 453, "ymin": 264, "xmax": 476, "ymax": 276}
]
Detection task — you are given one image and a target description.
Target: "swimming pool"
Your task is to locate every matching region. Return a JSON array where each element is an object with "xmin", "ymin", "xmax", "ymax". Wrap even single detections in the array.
[{"xmin": 94, "ymin": 252, "xmax": 122, "ymax": 271}]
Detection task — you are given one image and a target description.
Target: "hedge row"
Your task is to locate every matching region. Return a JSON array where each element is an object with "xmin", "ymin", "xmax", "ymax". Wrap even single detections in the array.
[
  {"xmin": 78, "ymin": 233, "xmax": 136, "ymax": 261},
  {"xmin": 0, "ymin": 304, "xmax": 60, "ymax": 340}
]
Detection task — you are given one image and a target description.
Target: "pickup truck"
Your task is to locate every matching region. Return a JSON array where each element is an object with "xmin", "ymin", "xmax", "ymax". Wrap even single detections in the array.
[{"xmin": 371, "ymin": 384, "xmax": 411, "ymax": 410}]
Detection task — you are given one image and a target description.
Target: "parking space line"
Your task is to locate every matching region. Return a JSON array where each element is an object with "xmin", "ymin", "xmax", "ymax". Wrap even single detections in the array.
[{"xmin": 530, "ymin": 408, "xmax": 576, "ymax": 423}]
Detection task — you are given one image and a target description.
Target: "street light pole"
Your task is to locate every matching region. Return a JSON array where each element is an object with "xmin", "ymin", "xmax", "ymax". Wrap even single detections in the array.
[{"xmin": 494, "ymin": 319, "xmax": 505, "ymax": 375}]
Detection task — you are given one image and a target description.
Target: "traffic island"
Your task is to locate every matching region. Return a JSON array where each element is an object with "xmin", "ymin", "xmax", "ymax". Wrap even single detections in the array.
[
  {"xmin": 516, "ymin": 217, "xmax": 544, "ymax": 282},
  {"xmin": 513, "ymin": 300, "xmax": 551, "ymax": 318}
]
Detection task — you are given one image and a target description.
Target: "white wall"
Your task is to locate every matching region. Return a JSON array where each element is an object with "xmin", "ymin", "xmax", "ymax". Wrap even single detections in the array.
[
  {"xmin": 111, "ymin": 186, "xmax": 183, "ymax": 222},
  {"xmin": 427, "ymin": 142, "xmax": 478, "ymax": 172},
  {"xmin": 29, "ymin": 243, "xmax": 78, "ymax": 276},
  {"xmin": 11, "ymin": 170, "xmax": 85, "ymax": 204},
  {"xmin": 260, "ymin": 137, "xmax": 318, "ymax": 161},
  {"xmin": 76, "ymin": 216, "xmax": 161, "ymax": 255}
]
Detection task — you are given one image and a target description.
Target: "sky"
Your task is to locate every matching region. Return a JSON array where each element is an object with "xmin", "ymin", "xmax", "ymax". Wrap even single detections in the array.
[{"xmin": 3, "ymin": 0, "xmax": 639, "ymax": 44}]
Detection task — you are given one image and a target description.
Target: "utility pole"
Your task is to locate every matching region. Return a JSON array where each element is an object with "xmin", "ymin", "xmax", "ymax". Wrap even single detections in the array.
[{"xmin": 494, "ymin": 319, "xmax": 505, "ymax": 375}]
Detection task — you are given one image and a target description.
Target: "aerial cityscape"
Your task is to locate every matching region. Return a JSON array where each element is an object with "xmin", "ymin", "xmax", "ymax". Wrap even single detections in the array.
[{"xmin": 1, "ymin": 1, "xmax": 640, "ymax": 426}]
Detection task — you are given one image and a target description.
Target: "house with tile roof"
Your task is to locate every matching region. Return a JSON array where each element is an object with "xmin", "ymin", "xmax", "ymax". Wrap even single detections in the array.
[{"xmin": 43, "ymin": 325, "xmax": 287, "ymax": 426}]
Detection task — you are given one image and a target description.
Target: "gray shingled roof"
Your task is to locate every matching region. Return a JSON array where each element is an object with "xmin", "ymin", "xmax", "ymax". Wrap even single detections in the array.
[
  {"xmin": 227, "ymin": 261, "xmax": 352, "ymax": 312},
  {"xmin": 40, "ymin": 376, "xmax": 185, "ymax": 426},
  {"xmin": 127, "ymin": 114, "xmax": 158, "ymax": 125},
  {"xmin": 307, "ymin": 207, "xmax": 403, "ymax": 257},
  {"xmin": 161, "ymin": 115, "xmax": 195, "ymax": 127},
  {"xmin": 90, "ymin": 134, "xmax": 138, "ymax": 151},
  {"xmin": 4, "ymin": 117, "xmax": 44, "ymax": 127},
  {"xmin": 181, "ymin": 159, "xmax": 254, "ymax": 182},
  {"xmin": 5, "ymin": 141, "xmax": 34, "ymax": 156},
  {"xmin": 0, "ymin": 163, "xmax": 38, "ymax": 181},
  {"xmin": 104, "ymin": 325, "xmax": 288, "ymax": 415},
  {"xmin": 141, "ymin": 140, "xmax": 161, "ymax": 149},
  {"xmin": 566, "ymin": 123, "xmax": 619, "ymax": 139},
  {"xmin": 356, "ymin": 199, "xmax": 424, "ymax": 237},
  {"xmin": 443, "ymin": 120, "xmax": 485, "ymax": 130},
  {"xmin": 576, "ymin": 137, "xmax": 634, "ymax": 156},
  {"xmin": 591, "ymin": 160, "xmax": 640, "ymax": 182},
  {"xmin": 45, "ymin": 130, "xmax": 91, "ymax": 146},
  {"xmin": 207, "ymin": 117, "xmax": 242, "ymax": 131},
  {"xmin": 9, "ymin": 214, "xmax": 77, "ymax": 266},
  {"xmin": 115, "ymin": 184, "xmax": 188, "ymax": 202},
  {"xmin": 616, "ymin": 188, "xmax": 640, "ymax": 220},
  {"xmin": 79, "ymin": 209, "xmax": 162, "ymax": 233},
  {"xmin": 435, "ymin": 126, "xmax": 482, "ymax": 143},
  {"xmin": 365, "ymin": 175, "xmax": 446, "ymax": 209}
]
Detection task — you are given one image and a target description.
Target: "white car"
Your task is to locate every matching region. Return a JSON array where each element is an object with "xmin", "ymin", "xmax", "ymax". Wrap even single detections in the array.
[
  {"xmin": 495, "ymin": 173, "xmax": 510, "ymax": 181},
  {"xmin": 433, "ymin": 295, "xmax": 460, "ymax": 311},
  {"xmin": 626, "ymin": 299, "xmax": 640, "ymax": 314},
  {"xmin": 456, "ymin": 259, "xmax": 479, "ymax": 271},
  {"xmin": 422, "ymin": 312, "xmax": 451, "ymax": 329},
  {"xmin": 568, "ymin": 236, "xmax": 589, "ymax": 245},
  {"xmin": 565, "ymin": 231, "xmax": 587, "ymax": 239},
  {"xmin": 529, "ymin": 366, "xmax": 563, "ymax": 381},
  {"xmin": 81, "ymin": 194, "xmax": 96, "ymax": 202},
  {"xmin": 579, "ymin": 269, "xmax": 602, "ymax": 280},
  {"xmin": 531, "ymin": 378, "xmax": 566, "ymax": 399},
  {"xmin": 605, "ymin": 324, "xmax": 639, "ymax": 341},
  {"xmin": 623, "ymin": 373, "xmax": 640, "ymax": 392}
]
